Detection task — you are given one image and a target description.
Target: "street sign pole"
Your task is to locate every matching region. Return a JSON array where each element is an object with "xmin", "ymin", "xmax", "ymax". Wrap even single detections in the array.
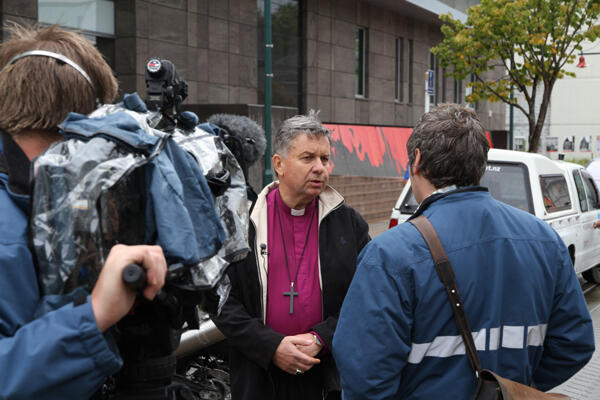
[{"xmin": 425, "ymin": 69, "xmax": 434, "ymax": 113}]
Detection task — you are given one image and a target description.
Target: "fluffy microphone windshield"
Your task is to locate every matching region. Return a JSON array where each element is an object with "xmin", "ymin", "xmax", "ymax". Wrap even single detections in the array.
[{"xmin": 207, "ymin": 114, "xmax": 266, "ymax": 166}]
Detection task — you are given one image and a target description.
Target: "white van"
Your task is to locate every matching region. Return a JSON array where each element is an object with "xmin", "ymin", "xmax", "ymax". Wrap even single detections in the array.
[{"xmin": 389, "ymin": 148, "xmax": 600, "ymax": 282}]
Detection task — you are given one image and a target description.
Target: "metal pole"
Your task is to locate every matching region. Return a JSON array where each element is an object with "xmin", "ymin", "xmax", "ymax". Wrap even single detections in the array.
[
  {"xmin": 509, "ymin": 86, "xmax": 514, "ymax": 150},
  {"xmin": 262, "ymin": 0, "xmax": 274, "ymax": 186}
]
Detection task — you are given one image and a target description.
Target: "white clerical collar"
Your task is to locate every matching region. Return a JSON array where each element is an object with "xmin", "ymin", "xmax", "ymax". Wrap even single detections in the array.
[{"xmin": 290, "ymin": 208, "xmax": 305, "ymax": 216}]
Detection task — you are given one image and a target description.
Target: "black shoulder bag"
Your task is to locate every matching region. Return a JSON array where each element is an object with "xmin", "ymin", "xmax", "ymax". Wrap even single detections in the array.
[{"xmin": 409, "ymin": 215, "xmax": 569, "ymax": 400}]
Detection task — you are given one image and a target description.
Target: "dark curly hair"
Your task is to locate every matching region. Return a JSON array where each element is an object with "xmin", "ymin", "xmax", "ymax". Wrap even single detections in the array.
[{"xmin": 407, "ymin": 103, "xmax": 489, "ymax": 188}]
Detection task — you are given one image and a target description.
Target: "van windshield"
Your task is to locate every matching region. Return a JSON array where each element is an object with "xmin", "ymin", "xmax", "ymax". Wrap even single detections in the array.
[{"xmin": 399, "ymin": 162, "xmax": 533, "ymax": 215}]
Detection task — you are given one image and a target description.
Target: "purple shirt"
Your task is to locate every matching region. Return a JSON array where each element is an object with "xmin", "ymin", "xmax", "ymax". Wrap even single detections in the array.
[{"xmin": 265, "ymin": 189, "xmax": 322, "ymax": 336}]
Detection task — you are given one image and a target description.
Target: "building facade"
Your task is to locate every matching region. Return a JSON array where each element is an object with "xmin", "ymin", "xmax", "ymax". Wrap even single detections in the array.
[
  {"xmin": 1, "ymin": 0, "xmax": 505, "ymax": 222},
  {"xmin": 549, "ymin": 52, "xmax": 600, "ymax": 161}
]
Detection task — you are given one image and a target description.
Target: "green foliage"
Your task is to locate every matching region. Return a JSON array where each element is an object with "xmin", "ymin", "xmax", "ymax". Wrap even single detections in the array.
[
  {"xmin": 564, "ymin": 157, "xmax": 591, "ymax": 166},
  {"xmin": 433, "ymin": 0, "xmax": 600, "ymax": 152}
]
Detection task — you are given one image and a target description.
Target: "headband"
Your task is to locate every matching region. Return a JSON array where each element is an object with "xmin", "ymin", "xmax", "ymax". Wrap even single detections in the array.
[{"xmin": 4, "ymin": 50, "xmax": 99, "ymax": 106}]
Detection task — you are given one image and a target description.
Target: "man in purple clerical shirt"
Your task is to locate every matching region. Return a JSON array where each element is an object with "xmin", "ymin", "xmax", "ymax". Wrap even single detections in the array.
[{"xmin": 213, "ymin": 111, "xmax": 370, "ymax": 400}]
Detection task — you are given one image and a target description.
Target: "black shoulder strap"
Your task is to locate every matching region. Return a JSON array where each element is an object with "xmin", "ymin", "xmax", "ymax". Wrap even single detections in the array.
[{"xmin": 409, "ymin": 215, "xmax": 483, "ymax": 376}]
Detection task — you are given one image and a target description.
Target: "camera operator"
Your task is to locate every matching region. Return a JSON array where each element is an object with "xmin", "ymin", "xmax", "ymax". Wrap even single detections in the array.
[{"xmin": 0, "ymin": 24, "xmax": 167, "ymax": 399}]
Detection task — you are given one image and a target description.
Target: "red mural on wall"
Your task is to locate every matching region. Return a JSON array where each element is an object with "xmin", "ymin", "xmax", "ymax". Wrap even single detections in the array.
[
  {"xmin": 325, "ymin": 124, "xmax": 413, "ymax": 178},
  {"xmin": 324, "ymin": 123, "xmax": 494, "ymax": 178}
]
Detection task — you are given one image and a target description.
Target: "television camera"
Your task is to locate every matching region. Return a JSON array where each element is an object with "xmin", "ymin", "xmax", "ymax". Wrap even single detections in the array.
[
  {"xmin": 144, "ymin": 58, "xmax": 188, "ymax": 129},
  {"xmin": 30, "ymin": 59, "xmax": 265, "ymax": 399}
]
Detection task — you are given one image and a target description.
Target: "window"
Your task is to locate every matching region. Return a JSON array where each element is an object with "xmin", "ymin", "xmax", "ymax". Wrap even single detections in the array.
[
  {"xmin": 434, "ymin": 55, "xmax": 440, "ymax": 104},
  {"xmin": 395, "ymin": 37, "xmax": 404, "ymax": 102},
  {"xmin": 38, "ymin": 0, "xmax": 115, "ymax": 68},
  {"xmin": 582, "ymin": 172, "xmax": 600, "ymax": 209},
  {"xmin": 408, "ymin": 39, "xmax": 414, "ymax": 104},
  {"xmin": 39, "ymin": 0, "xmax": 115, "ymax": 36},
  {"xmin": 573, "ymin": 170, "xmax": 589, "ymax": 212},
  {"xmin": 540, "ymin": 175, "xmax": 571, "ymax": 213},
  {"xmin": 514, "ymin": 138, "xmax": 526, "ymax": 151},
  {"xmin": 355, "ymin": 27, "xmax": 367, "ymax": 97},
  {"xmin": 257, "ymin": 0, "xmax": 301, "ymax": 107},
  {"xmin": 454, "ymin": 78, "xmax": 463, "ymax": 103},
  {"xmin": 95, "ymin": 36, "xmax": 115, "ymax": 69},
  {"xmin": 441, "ymin": 68, "xmax": 447, "ymax": 102},
  {"xmin": 481, "ymin": 162, "xmax": 533, "ymax": 214}
]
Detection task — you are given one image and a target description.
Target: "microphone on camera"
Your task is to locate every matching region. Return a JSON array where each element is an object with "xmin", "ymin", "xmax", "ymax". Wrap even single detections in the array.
[
  {"xmin": 260, "ymin": 243, "xmax": 269, "ymax": 256},
  {"xmin": 206, "ymin": 114, "xmax": 266, "ymax": 176},
  {"xmin": 207, "ymin": 114, "xmax": 267, "ymax": 204}
]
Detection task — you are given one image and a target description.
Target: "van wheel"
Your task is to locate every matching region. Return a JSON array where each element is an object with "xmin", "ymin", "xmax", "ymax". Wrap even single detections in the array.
[{"xmin": 582, "ymin": 267, "xmax": 600, "ymax": 284}]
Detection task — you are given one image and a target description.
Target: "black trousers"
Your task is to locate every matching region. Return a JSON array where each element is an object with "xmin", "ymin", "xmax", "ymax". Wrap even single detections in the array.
[{"xmin": 271, "ymin": 366, "xmax": 341, "ymax": 400}]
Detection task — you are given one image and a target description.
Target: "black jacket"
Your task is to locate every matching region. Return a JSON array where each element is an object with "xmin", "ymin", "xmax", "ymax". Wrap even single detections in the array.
[{"xmin": 214, "ymin": 183, "xmax": 370, "ymax": 399}]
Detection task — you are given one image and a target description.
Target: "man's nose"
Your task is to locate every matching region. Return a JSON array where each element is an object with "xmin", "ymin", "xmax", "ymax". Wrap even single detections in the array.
[{"xmin": 312, "ymin": 159, "xmax": 326, "ymax": 173}]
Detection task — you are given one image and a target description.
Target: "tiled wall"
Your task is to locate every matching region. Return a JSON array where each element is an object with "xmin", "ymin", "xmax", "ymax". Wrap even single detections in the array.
[
  {"xmin": 115, "ymin": 0, "xmax": 258, "ymax": 105},
  {"xmin": 303, "ymin": 0, "xmax": 430, "ymax": 127},
  {"xmin": 329, "ymin": 175, "xmax": 405, "ymax": 223}
]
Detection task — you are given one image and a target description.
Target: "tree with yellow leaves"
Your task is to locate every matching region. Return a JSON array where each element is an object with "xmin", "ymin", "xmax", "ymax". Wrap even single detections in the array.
[{"xmin": 434, "ymin": 0, "xmax": 600, "ymax": 152}]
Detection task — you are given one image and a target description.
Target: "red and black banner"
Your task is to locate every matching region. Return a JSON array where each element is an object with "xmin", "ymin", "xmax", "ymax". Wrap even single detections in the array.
[
  {"xmin": 325, "ymin": 124, "xmax": 412, "ymax": 178},
  {"xmin": 325, "ymin": 123, "xmax": 493, "ymax": 178}
]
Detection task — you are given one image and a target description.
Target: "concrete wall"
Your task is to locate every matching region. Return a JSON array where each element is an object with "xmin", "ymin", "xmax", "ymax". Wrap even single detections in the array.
[{"xmin": 115, "ymin": 0, "xmax": 258, "ymax": 105}]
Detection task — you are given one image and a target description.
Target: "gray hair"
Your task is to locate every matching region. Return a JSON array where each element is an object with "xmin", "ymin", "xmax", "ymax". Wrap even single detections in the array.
[
  {"xmin": 407, "ymin": 103, "xmax": 489, "ymax": 188},
  {"xmin": 273, "ymin": 109, "xmax": 331, "ymax": 156}
]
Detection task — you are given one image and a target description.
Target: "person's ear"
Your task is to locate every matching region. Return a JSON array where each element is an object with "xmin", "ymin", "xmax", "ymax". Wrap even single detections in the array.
[
  {"xmin": 410, "ymin": 149, "xmax": 422, "ymax": 177},
  {"xmin": 273, "ymin": 154, "xmax": 284, "ymax": 177}
]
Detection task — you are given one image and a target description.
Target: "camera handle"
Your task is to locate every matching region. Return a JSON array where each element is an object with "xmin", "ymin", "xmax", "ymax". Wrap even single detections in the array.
[
  {"xmin": 122, "ymin": 264, "xmax": 167, "ymax": 301},
  {"xmin": 122, "ymin": 264, "xmax": 146, "ymax": 291},
  {"xmin": 110, "ymin": 265, "xmax": 188, "ymax": 400}
]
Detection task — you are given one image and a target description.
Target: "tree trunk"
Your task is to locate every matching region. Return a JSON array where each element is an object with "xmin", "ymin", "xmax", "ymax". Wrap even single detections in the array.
[
  {"xmin": 527, "ymin": 116, "xmax": 540, "ymax": 152},
  {"xmin": 527, "ymin": 84, "xmax": 553, "ymax": 153}
]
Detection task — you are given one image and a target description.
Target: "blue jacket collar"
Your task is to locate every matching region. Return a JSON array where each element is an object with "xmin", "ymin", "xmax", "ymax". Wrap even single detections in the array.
[{"xmin": 409, "ymin": 186, "xmax": 488, "ymax": 220}]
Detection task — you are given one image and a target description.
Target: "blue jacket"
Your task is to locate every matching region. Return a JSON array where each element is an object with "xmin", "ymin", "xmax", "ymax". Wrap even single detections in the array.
[
  {"xmin": 333, "ymin": 189, "xmax": 594, "ymax": 399},
  {"xmin": 0, "ymin": 133, "xmax": 122, "ymax": 399}
]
